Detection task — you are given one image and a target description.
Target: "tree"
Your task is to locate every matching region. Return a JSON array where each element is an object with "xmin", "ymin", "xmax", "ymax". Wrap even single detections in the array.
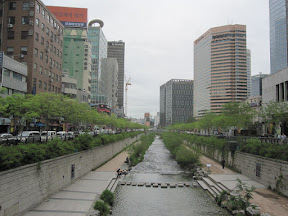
[{"xmin": 260, "ymin": 101, "xmax": 288, "ymax": 135}]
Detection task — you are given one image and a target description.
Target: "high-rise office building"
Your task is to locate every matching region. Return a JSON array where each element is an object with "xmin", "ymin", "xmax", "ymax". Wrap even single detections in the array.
[
  {"xmin": 87, "ymin": 19, "xmax": 108, "ymax": 105},
  {"xmin": 193, "ymin": 24, "xmax": 248, "ymax": 118},
  {"xmin": 160, "ymin": 79, "xmax": 193, "ymax": 127},
  {"xmin": 107, "ymin": 41, "xmax": 125, "ymax": 113},
  {"xmin": 101, "ymin": 58, "xmax": 118, "ymax": 111},
  {"xmin": 251, "ymin": 73, "xmax": 269, "ymax": 97},
  {"xmin": 247, "ymin": 49, "xmax": 251, "ymax": 97},
  {"xmin": 0, "ymin": 0, "xmax": 64, "ymax": 94},
  {"xmin": 269, "ymin": 0, "xmax": 288, "ymax": 74},
  {"xmin": 47, "ymin": 6, "xmax": 91, "ymax": 101}
]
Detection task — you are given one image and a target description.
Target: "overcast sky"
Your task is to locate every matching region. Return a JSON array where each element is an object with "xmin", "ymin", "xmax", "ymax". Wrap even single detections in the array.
[{"xmin": 42, "ymin": 0, "xmax": 270, "ymax": 119}]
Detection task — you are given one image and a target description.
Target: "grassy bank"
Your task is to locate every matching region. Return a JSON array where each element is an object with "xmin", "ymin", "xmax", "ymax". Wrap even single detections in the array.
[
  {"xmin": 128, "ymin": 133, "xmax": 156, "ymax": 166},
  {"xmin": 160, "ymin": 132, "xmax": 200, "ymax": 170}
]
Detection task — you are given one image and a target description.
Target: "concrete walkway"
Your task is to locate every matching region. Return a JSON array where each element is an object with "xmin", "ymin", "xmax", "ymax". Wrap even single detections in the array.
[
  {"xmin": 23, "ymin": 152, "xmax": 128, "ymax": 216},
  {"xmin": 200, "ymin": 155, "xmax": 288, "ymax": 216}
]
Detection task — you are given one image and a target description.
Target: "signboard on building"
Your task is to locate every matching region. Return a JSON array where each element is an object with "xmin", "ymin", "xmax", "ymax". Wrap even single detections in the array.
[
  {"xmin": 0, "ymin": 52, "xmax": 3, "ymax": 68},
  {"xmin": 47, "ymin": 6, "xmax": 88, "ymax": 28}
]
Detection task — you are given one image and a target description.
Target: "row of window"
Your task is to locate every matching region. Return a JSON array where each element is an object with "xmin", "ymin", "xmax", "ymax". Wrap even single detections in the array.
[
  {"xmin": 8, "ymin": 1, "xmax": 63, "ymax": 33},
  {"xmin": 33, "ymin": 63, "xmax": 61, "ymax": 82},
  {"xmin": 33, "ymin": 78, "xmax": 60, "ymax": 93}
]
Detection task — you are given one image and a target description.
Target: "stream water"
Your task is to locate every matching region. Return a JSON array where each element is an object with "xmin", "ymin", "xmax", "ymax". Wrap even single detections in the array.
[{"xmin": 112, "ymin": 136, "xmax": 230, "ymax": 216}]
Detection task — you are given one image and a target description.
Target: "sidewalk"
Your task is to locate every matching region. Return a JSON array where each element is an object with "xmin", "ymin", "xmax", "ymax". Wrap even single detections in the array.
[
  {"xmin": 23, "ymin": 152, "xmax": 128, "ymax": 216},
  {"xmin": 200, "ymin": 155, "xmax": 288, "ymax": 216}
]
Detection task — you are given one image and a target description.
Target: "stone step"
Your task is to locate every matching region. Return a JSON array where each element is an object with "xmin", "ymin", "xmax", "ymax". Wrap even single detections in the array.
[
  {"xmin": 197, "ymin": 180, "xmax": 217, "ymax": 198},
  {"xmin": 202, "ymin": 177, "xmax": 223, "ymax": 194}
]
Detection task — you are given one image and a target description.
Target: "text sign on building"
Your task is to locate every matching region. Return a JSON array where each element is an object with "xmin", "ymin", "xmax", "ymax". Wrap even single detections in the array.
[
  {"xmin": 47, "ymin": 6, "xmax": 88, "ymax": 28},
  {"xmin": 0, "ymin": 52, "xmax": 3, "ymax": 68}
]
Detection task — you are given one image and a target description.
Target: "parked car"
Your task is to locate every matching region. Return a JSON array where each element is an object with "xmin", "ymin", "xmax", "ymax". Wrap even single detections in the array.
[
  {"xmin": 41, "ymin": 131, "xmax": 56, "ymax": 141},
  {"xmin": 17, "ymin": 131, "xmax": 42, "ymax": 143},
  {"xmin": 0, "ymin": 133, "xmax": 18, "ymax": 145},
  {"xmin": 56, "ymin": 131, "xmax": 69, "ymax": 140},
  {"xmin": 67, "ymin": 131, "xmax": 75, "ymax": 140}
]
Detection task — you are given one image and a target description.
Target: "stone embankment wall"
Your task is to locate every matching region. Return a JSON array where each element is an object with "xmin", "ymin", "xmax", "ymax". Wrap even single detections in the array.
[
  {"xmin": 0, "ymin": 135, "xmax": 142, "ymax": 216},
  {"xmin": 187, "ymin": 141, "xmax": 288, "ymax": 196}
]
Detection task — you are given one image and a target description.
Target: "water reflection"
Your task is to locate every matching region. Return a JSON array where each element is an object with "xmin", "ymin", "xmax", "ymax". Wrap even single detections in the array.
[{"xmin": 112, "ymin": 136, "xmax": 230, "ymax": 216}]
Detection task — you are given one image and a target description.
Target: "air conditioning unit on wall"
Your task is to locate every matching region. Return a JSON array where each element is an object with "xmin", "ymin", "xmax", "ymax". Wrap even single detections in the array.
[{"xmin": 7, "ymin": 24, "xmax": 13, "ymax": 28}]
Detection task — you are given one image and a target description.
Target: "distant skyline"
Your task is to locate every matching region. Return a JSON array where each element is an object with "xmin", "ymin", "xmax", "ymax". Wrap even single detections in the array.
[{"xmin": 42, "ymin": 0, "xmax": 270, "ymax": 119}]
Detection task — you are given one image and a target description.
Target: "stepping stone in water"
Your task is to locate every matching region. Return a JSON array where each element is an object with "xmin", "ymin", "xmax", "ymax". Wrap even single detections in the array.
[
  {"xmin": 161, "ymin": 183, "xmax": 168, "ymax": 188},
  {"xmin": 152, "ymin": 183, "xmax": 158, "ymax": 188},
  {"xmin": 120, "ymin": 181, "xmax": 125, "ymax": 185},
  {"xmin": 138, "ymin": 182, "xmax": 144, "ymax": 186},
  {"xmin": 145, "ymin": 182, "xmax": 151, "ymax": 187},
  {"xmin": 178, "ymin": 183, "xmax": 184, "ymax": 187},
  {"xmin": 126, "ymin": 181, "xmax": 131, "ymax": 185},
  {"xmin": 170, "ymin": 183, "xmax": 177, "ymax": 188},
  {"xmin": 131, "ymin": 182, "xmax": 137, "ymax": 186}
]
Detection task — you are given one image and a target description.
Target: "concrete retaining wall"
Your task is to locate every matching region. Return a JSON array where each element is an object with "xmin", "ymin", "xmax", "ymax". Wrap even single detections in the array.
[
  {"xmin": 188, "ymin": 141, "xmax": 288, "ymax": 196},
  {"xmin": 0, "ymin": 134, "xmax": 142, "ymax": 216}
]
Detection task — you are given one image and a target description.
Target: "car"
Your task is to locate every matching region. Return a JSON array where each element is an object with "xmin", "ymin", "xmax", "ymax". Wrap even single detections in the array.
[
  {"xmin": 67, "ymin": 131, "xmax": 75, "ymax": 140},
  {"xmin": 41, "ymin": 131, "xmax": 56, "ymax": 141},
  {"xmin": 17, "ymin": 131, "xmax": 42, "ymax": 143},
  {"xmin": 56, "ymin": 131, "xmax": 69, "ymax": 140},
  {"xmin": 0, "ymin": 133, "xmax": 18, "ymax": 145}
]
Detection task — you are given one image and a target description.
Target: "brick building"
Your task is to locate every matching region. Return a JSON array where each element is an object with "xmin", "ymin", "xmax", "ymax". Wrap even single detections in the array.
[{"xmin": 0, "ymin": 0, "xmax": 64, "ymax": 94}]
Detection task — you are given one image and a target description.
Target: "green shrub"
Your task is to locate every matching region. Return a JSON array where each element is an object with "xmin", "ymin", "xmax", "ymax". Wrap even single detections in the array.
[
  {"xmin": 129, "ymin": 133, "xmax": 155, "ymax": 166},
  {"xmin": 0, "ymin": 131, "xmax": 143, "ymax": 172},
  {"xmin": 94, "ymin": 200, "xmax": 109, "ymax": 216},
  {"xmin": 175, "ymin": 145, "xmax": 200, "ymax": 169},
  {"xmin": 100, "ymin": 189, "xmax": 114, "ymax": 206}
]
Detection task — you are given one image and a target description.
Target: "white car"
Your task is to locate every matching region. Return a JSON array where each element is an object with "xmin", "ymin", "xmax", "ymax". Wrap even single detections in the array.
[
  {"xmin": 41, "ymin": 131, "xmax": 56, "ymax": 141},
  {"xmin": 56, "ymin": 131, "xmax": 69, "ymax": 140}
]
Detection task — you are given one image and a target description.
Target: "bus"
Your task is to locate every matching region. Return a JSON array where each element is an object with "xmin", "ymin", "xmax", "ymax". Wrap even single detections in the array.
[{"xmin": 97, "ymin": 104, "xmax": 111, "ymax": 116}]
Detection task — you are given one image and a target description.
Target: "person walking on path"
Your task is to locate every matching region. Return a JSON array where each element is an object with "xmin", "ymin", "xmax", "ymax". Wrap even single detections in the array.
[{"xmin": 221, "ymin": 159, "xmax": 225, "ymax": 169}]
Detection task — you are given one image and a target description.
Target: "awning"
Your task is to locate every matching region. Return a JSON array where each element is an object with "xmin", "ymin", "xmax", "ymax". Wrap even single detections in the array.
[
  {"xmin": 34, "ymin": 123, "xmax": 45, "ymax": 127},
  {"xmin": 0, "ymin": 118, "xmax": 11, "ymax": 125}
]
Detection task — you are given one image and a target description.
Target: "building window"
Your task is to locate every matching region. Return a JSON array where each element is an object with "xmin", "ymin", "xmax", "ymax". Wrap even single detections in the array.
[
  {"xmin": 45, "ymin": 68, "xmax": 47, "ymax": 76},
  {"xmin": 13, "ymin": 72, "xmax": 22, "ymax": 81},
  {"xmin": 9, "ymin": 2, "xmax": 16, "ymax": 10},
  {"xmin": 34, "ymin": 63, "xmax": 37, "ymax": 72},
  {"xmin": 39, "ymin": 80, "xmax": 42, "ymax": 89},
  {"xmin": 44, "ymin": 82, "xmax": 47, "ymax": 90},
  {"xmin": 20, "ymin": 47, "xmax": 27, "ymax": 55},
  {"xmin": 34, "ymin": 48, "xmax": 38, "ymax": 57},
  {"xmin": 45, "ymin": 55, "xmax": 48, "ymax": 63},
  {"xmin": 21, "ymin": 16, "xmax": 29, "ymax": 24},
  {"xmin": 47, "ymin": 14, "xmax": 50, "ymax": 23},
  {"xmin": 35, "ymin": 33, "xmax": 39, "ymax": 41},
  {"xmin": 8, "ymin": 16, "xmax": 15, "ymax": 24},
  {"xmin": 7, "ymin": 47, "xmax": 14, "ymax": 56},
  {"xmin": 7, "ymin": 31, "xmax": 14, "ymax": 40},
  {"xmin": 36, "ymin": 3, "xmax": 40, "ymax": 13},
  {"xmin": 23, "ymin": 2, "xmax": 29, "ymax": 10},
  {"xmin": 41, "ymin": 23, "xmax": 45, "ymax": 32},
  {"xmin": 41, "ymin": 37, "xmax": 44, "ymax": 45},
  {"xmin": 21, "ymin": 31, "xmax": 28, "ymax": 39},
  {"xmin": 35, "ymin": 18, "xmax": 39, "ymax": 27},
  {"xmin": 42, "ymin": 9, "xmax": 45, "ymax": 18},
  {"xmin": 40, "ymin": 51, "xmax": 43, "ymax": 60},
  {"xmin": 39, "ymin": 66, "xmax": 43, "ymax": 74},
  {"xmin": 46, "ymin": 27, "xmax": 49, "ymax": 36}
]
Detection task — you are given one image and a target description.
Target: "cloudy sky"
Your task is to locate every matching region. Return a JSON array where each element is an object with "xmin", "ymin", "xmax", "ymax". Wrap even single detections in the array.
[{"xmin": 42, "ymin": 0, "xmax": 270, "ymax": 119}]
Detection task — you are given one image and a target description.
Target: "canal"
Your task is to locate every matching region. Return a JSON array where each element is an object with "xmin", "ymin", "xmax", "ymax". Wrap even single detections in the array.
[{"xmin": 112, "ymin": 136, "xmax": 230, "ymax": 216}]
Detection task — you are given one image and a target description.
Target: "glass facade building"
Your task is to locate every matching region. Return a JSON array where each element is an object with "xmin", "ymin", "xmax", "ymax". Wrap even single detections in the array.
[
  {"xmin": 62, "ymin": 28, "xmax": 91, "ymax": 99},
  {"xmin": 87, "ymin": 25, "xmax": 108, "ymax": 105},
  {"xmin": 194, "ymin": 25, "xmax": 248, "ymax": 117},
  {"xmin": 269, "ymin": 0, "xmax": 288, "ymax": 74},
  {"xmin": 251, "ymin": 73, "xmax": 268, "ymax": 97},
  {"xmin": 160, "ymin": 79, "xmax": 193, "ymax": 127}
]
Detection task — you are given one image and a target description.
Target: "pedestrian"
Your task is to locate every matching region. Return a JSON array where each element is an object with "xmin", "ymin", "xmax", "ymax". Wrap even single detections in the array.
[{"xmin": 221, "ymin": 159, "xmax": 225, "ymax": 169}]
